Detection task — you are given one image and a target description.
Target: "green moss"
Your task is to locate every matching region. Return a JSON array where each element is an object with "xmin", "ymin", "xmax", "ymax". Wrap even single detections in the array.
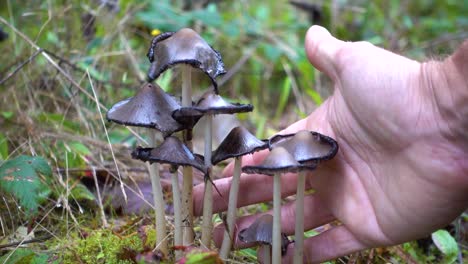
[
  {"xmin": 143, "ymin": 226, "xmax": 157, "ymax": 249},
  {"xmin": 62, "ymin": 229, "xmax": 143, "ymax": 264}
]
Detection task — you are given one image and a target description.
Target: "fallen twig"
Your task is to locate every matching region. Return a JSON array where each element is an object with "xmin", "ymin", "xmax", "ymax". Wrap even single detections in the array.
[{"xmin": 0, "ymin": 235, "xmax": 53, "ymax": 250}]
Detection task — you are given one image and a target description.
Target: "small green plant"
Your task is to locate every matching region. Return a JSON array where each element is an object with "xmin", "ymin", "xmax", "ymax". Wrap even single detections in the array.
[
  {"xmin": 0, "ymin": 155, "xmax": 52, "ymax": 215},
  {"xmin": 431, "ymin": 229, "xmax": 460, "ymax": 264}
]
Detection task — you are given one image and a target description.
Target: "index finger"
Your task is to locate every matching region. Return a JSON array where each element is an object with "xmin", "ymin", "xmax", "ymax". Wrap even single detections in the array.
[{"xmin": 193, "ymin": 171, "xmax": 303, "ymax": 216}]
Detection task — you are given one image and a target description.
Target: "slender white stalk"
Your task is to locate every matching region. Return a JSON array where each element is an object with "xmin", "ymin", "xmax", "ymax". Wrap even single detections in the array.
[
  {"xmin": 263, "ymin": 245, "xmax": 272, "ymax": 264},
  {"xmin": 293, "ymin": 171, "xmax": 306, "ymax": 264},
  {"xmin": 182, "ymin": 65, "xmax": 192, "ymax": 107},
  {"xmin": 201, "ymin": 114, "xmax": 213, "ymax": 247},
  {"xmin": 172, "ymin": 170, "xmax": 182, "ymax": 260},
  {"xmin": 181, "ymin": 65, "xmax": 194, "ymax": 245},
  {"xmin": 182, "ymin": 165, "xmax": 194, "ymax": 245},
  {"xmin": 219, "ymin": 157, "xmax": 242, "ymax": 258},
  {"xmin": 148, "ymin": 132, "xmax": 168, "ymax": 255},
  {"xmin": 273, "ymin": 173, "xmax": 282, "ymax": 264}
]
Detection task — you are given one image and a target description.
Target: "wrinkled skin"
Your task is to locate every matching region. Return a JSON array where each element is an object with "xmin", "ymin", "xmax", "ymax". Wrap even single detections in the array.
[{"xmin": 193, "ymin": 26, "xmax": 468, "ymax": 263}]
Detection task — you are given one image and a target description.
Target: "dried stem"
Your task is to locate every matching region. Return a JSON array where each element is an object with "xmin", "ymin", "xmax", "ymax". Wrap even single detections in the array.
[{"xmin": 91, "ymin": 167, "xmax": 108, "ymax": 228}]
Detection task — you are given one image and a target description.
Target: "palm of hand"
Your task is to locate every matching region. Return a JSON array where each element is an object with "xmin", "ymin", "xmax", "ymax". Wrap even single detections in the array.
[
  {"xmin": 307, "ymin": 39, "xmax": 468, "ymax": 251},
  {"xmin": 193, "ymin": 26, "xmax": 468, "ymax": 263}
]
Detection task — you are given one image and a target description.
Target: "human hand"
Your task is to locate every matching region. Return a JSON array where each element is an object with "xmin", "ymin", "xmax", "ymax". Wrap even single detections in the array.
[{"xmin": 193, "ymin": 26, "xmax": 468, "ymax": 263}]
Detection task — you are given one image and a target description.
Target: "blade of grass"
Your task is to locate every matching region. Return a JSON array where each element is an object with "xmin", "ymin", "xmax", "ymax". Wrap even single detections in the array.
[
  {"xmin": 274, "ymin": 75, "xmax": 291, "ymax": 120},
  {"xmin": 87, "ymin": 70, "xmax": 127, "ymax": 202}
]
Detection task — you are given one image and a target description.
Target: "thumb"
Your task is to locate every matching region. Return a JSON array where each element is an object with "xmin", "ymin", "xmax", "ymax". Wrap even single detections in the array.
[{"xmin": 305, "ymin": 25, "xmax": 345, "ymax": 81}]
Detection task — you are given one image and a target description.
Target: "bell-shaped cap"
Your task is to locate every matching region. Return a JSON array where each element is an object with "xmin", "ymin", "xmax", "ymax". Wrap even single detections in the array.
[
  {"xmin": 131, "ymin": 136, "xmax": 207, "ymax": 174},
  {"xmin": 106, "ymin": 83, "xmax": 186, "ymax": 137},
  {"xmin": 269, "ymin": 130, "xmax": 338, "ymax": 163},
  {"xmin": 172, "ymin": 90, "xmax": 253, "ymax": 124},
  {"xmin": 238, "ymin": 214, "xmax": 291, "ymax": 255},
  {"xmin": 211, "ymin": 126, "xmax": 268, "ymax": 165},
  {"xmin": 238, "ymin": 214, "xmax": 273, "ymax": 244},
  {"xmin": 242, "ymin": 147, "xmax": 315, "ymax": 176},
  {"xmin": 146, "ymin": 28, "xmax": 226, "ymax": 91}
]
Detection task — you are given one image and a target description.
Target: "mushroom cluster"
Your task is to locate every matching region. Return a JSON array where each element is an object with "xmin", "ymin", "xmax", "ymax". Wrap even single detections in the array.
[
  {"xmin": 106, "ymin": 28, "xmax": 255, "ymax": 259},
  {"xmin": 106, "ymin": 27, "xmax": 339, "ymax": 263},
  {"xmin": 242, "ymin": 130, "xmax": 338, "ymax": 264}
]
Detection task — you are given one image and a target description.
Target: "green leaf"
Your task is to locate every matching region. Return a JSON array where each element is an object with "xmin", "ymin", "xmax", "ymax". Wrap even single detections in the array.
[
  {"xmin": 184, "ymin": 250, "xmax": 222, "ymax": 264},
  {"xmin": 0, "ymin": 155, "xmax": 52, "ymax": 214},
  {"xmin": 255, "ymin": 5, "xmax": 269, "ymax": 21},
  {"xmin": 68, "ymin": 142, "xmax": 91, "ymax": 156},
  {"xmin": 0, "ymin": 248, "xmax": 35, "ymax": 264},
  {"xmin": 77, "ymin": 61, "xmax": 108, "ymax": 82},
  {"xmin": 304, "ymin": 229, "xmax": 319, "ymax": 238},
  {"xmin": 260, "ymin": 43, "xmax": 282, "ymax": 62},
  {"xmin": 136, "ymin": 1, "xmax": 190, "ymax": 31},
  {"xmin": 70, "ymin": 183, "xmax": 95, "ymax": 201},
  {"xmin": 0, "ymin": 248, "xmax": 56, "ymax": 264},
  {"xmin": 0, "ymin": 133, "xmax": 8, "ymax": 160},
  {"xmin": 431, "ymin": 229, "xmax": 459, "ymax": 263},
  {"xmin": 190, "ymin": 4, "xmax": 222, "ymax": 27},
  {"xmin": 304, "ymin": 88, "xmax": 323, "ymax": 106},
  {"xmin": 255, "ymin": 116, "xmax": 266, "ymax": 139},
  {"xmin": 46, "ymin": 31, "xmax": 60, "ymax": 45},
  {"xmin": 37, "ymin": 112, "xmax": 80, "ymax": 132},
  {"xmin": 238, "ymin": 248, "xmax": 257, "ymax": 259},
  {"xmin": 1, "ymin": 111, "xmax": 13, "ymax": 119}
]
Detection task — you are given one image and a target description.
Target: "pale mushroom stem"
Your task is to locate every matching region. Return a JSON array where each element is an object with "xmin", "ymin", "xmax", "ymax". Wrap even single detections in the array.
[
  {"xmin": 171, "ymin": 169, "xmax": 182, "ymax": 260},
  {"xmin": 273, "ymin": 172, "xmax": 282, "ymax": 264},
  {"xmin": 182, "ymin": 164, "xmax": 193, "ymax": 245},
  {"xmin": 148, "ymin": 131, "xmax": 168, "ymax": 254},
  {"xmin": 201, "ymin": 114, "xmax": 213, "ymax": 247},
  {"xmin": 181, "ymin": 65, "xmax": 192, "ymax": 107},
  {"xmin": 263, "ymin": 245, "xmax": 272, "ymax": 264},
  {"xmin": 219, "ymin": 157, "xmax": 242, "ymax": 258},
  {"xmin": 181, "ymin": 65, "xmax": 195, "ymax": 245},
  {"xmin": 293, "ymin": 171, "xmax": 306, "ymax": 264}
]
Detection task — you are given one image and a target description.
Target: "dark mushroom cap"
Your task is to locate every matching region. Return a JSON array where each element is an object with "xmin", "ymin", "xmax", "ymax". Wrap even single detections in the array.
[
  {"xmin": 211, "ymin": 126, "xmax": 268, "ymax": 165},
  {"xmin": 172, "ymin": 90, "xmax": 253, "ymax": 124},
  {"xmin": 269, "ymin": 130, "xmax": 338, "ymax": 163},
  {"xmin": 238, "ymin": 214, "xmax": 273, "ymax": 245},
  {"xmin": 238, "ymin": 214, "xmax": 292, "ymax": 255},
  {"xmin": 146, "ymin": 28, "xmax": 226, "ymax": 91},
  {"xmin": 242, "ymin": 147, "xmax": 315, "ymax": 176},
  {"xmin": 131, "ymin": 136, "xmax": 207, "ymax": 174},
  {"xmin": 106, "ymin": 83, "xmax": 186, "ymax": 137}
]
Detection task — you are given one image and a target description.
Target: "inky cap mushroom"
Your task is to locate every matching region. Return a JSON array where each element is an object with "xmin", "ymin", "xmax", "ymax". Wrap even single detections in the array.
[
  {"xmin": 242, "ymin": 147, "xmax": 315, "ymax": 176},
  {"xmin": 131, "ymin": 136, "xmax": 207, "ymax": 174},
  {"xmin": 146, "ymin": 28, "xmax": 226, "ymax": 91},
  {"xmin": 238, "ymin": 214, "xmax": 291, "ymax": 255},
  {"xmin": 269, "ymin": 130, "xmax": 338, "ymax": 163},
  {"xmin": 106, "ymin": 83, "xmax": 186, "ymax": 137},
  {"xmin": 211, "ymin": 126, "xmax": 268, "ymax": 165},
  {"xmin": 172, "ymin": 90, "xmax": 253, "ymax": 126}
]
